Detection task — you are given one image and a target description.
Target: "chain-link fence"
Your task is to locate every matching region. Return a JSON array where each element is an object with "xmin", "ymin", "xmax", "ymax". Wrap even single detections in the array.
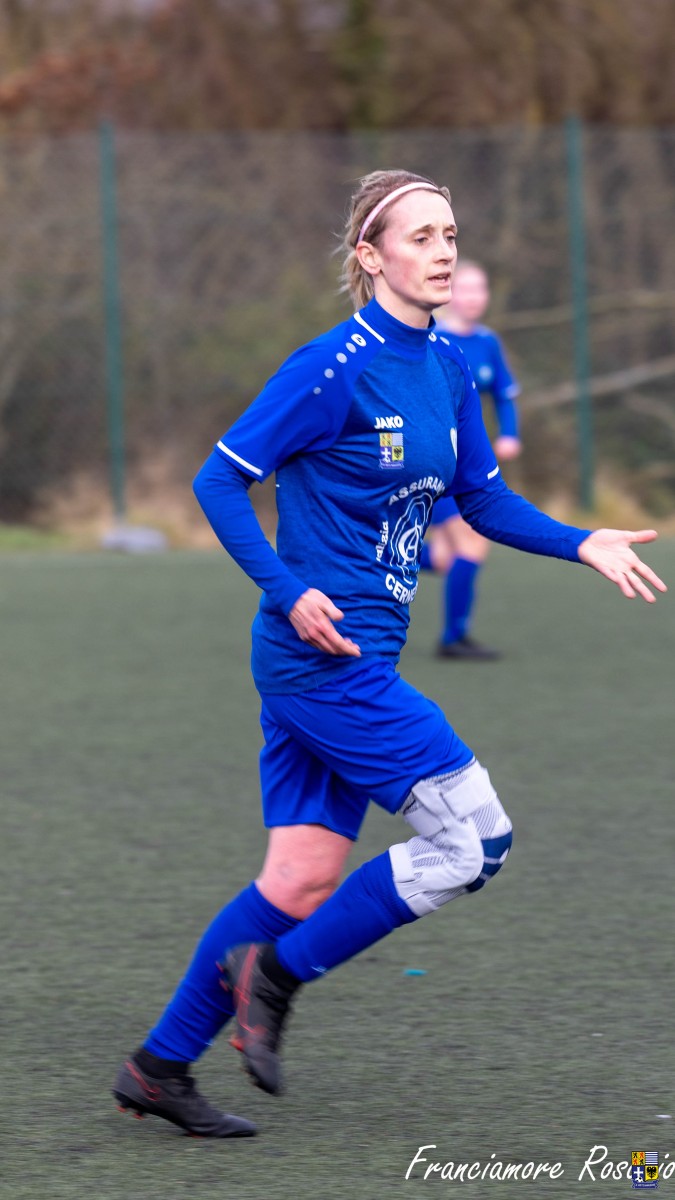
[{"xmin": 1, "ymin": 125, "xmax": 674, "ymax": 536}]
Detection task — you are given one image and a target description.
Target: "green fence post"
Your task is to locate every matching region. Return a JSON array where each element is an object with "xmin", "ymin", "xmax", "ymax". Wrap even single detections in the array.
[
  {"xmin": 99, "ymin": 120, "xmax": 126, "ymax": 522},
  {"xmin": 565, "ymin": 115, "xmax": 594, "ymax": 511}
]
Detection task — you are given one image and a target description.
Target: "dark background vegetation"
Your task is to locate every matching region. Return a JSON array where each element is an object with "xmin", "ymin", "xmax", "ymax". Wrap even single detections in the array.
[
  {"xmin": 0, "ymin": 1, "xmax": 673, "ymax": 536},
  {"xmin": 1, "ymin": 0, "xmax": 675, "ymax": 133}
]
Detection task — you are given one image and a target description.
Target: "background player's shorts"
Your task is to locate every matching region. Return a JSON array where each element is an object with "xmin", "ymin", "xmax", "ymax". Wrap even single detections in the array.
[
  {"xmin": 259, "ymin": 658, "xmax": 473, "ymax": 840},
  {"xmin": 430, "ymin": 494, "xmax": 461, "ymax": 526}
]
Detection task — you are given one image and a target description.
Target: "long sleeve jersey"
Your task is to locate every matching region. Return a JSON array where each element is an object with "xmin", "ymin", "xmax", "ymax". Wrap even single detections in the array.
[{"xmin": 194, "ymin": 297, "xmax": 588, "ymax": 693}]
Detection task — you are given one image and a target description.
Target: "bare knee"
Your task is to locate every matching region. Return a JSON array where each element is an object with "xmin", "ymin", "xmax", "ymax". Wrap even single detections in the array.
[
  {"xmin": 257, "ymin": 859, "xmax": 340, "ymax": 919},
  {"xmin": 451, "ymin": 519, "xmax": 489, "ymax": 563},
  {"xmin": 256, "ymin": 824, "xmax": 353, "ymax": 920},
  {"xmin": 427, "ymin": 526, "xmax": 454, "ymax": 573}
]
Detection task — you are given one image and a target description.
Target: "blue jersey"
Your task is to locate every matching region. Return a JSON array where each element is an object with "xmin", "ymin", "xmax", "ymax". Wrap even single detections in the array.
[
  {"xmin": 439, "ymin": 325, "xmax": 520, "ymax": 437},
  {"xmin": 217, "ymin": 299, "xmax": 497, "ymax": 691},
  {"xmin": 195, "ymin": 297, "xmax": 588, "ymax": 694}
]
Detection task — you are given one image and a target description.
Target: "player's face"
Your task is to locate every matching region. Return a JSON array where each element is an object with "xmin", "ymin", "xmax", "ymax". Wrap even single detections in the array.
[
  {"xmin": 447, "ymin": 266, "xmax": 490, "ymax": 323},
  {"xmin": 360, "ymin": 191, "xmax": 457, "ymax": 327}
]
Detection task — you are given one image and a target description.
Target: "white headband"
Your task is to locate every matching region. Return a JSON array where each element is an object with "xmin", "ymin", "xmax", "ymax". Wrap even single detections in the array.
[{"xmin": 357, "ymin": 181, "xmax": 440, "ymax": 244}]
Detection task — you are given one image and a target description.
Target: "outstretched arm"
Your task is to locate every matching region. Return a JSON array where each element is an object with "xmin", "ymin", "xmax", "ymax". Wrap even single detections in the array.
[
  {"xmin": 452, "ymin": 358, "xmax": 666, "ymax": 603},
  {"xmin": 455, "ymin": 481, "xmax": 666, "ymax": 603}
]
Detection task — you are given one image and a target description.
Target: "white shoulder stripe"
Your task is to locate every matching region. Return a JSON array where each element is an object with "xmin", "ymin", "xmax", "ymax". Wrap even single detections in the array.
[
  {"xmin": 487, "ymin": 465, "xmax": 500, "ymax": 480},
  {"xmin": 354, "ymin": 311, "xmax": 385, "ymax": 343},
  {"xmin": 217, "ymin": 440, "xmax": 264, "ymax": 477}
]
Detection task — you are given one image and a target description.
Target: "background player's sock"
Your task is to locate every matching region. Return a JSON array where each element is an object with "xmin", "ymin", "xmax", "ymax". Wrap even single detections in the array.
[
  {"xmin": 442, "ymin": 557, "xmax": 480, "ymax": 644},
  {"xmin": 419, "ymin": 542, "xmax": 433, "ymax": 571},
  {"xmin": 144, "ymin": 882, "xmax": 299, "ymax": 1061},
  {"xmin": 274, "ymin": 850, "xmax": 416, "ymax": 983}
]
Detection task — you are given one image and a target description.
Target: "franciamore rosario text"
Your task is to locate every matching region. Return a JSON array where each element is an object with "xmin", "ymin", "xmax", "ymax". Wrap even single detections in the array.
[{"xmin": 405, "ymin": 1144, "xmax": 673, "ymax": 1182}]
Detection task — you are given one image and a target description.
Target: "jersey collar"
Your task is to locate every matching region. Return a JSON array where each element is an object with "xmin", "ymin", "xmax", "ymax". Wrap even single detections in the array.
[{"xmin": 357, "ymin": 297, "xmax": 436, "ymax": 359}]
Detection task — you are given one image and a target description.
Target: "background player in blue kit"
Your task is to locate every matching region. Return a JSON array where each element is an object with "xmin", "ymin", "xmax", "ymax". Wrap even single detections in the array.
[
  {"xmin": 424, "ymin": 260, "xmax": 523, "ymax": 659},
  {"xmin": 113, "ymin": 169, "xmax": 666, "ymax": 1131}
]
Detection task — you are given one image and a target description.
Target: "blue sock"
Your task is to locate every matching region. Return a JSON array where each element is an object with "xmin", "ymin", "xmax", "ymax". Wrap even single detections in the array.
[
  {"xmin": 275, "ymin": 851, "xmax": 417, "ymax": 983},
  {"xmin": 419, "ymin": 542, "xmax": 433, "ymax": 571},
  {"xmin": 144, "ymin": 882, "xmax": 299, "ymax": 1061},
  {"xmin": 442, "ymin": 557, "xmax": 480, "ymax": 644}
]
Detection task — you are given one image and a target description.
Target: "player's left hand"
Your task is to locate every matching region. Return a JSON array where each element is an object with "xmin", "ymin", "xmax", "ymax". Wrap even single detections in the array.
[
  {"xmin": 494, "ymin": 436, "xmax": 522, "ymax": 461},
  {"xmin": 577, "ymin": 528, "xmax": 667, "ymax": 602}
]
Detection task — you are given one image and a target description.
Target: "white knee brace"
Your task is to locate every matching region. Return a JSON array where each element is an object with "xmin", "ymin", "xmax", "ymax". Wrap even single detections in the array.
[{"xmin": 389, "ymin": 758, "xmax": 513, "ymax": 917}]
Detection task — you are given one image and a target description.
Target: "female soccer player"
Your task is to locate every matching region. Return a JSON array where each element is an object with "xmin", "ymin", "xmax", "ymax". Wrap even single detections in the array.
[
  {"xmin": 425, "ymin": 260, "xmax": 522, "ymax": 659},
  {"xmin": 113, "ymin": 169, "xmax": 665, "ymax": 1134}
]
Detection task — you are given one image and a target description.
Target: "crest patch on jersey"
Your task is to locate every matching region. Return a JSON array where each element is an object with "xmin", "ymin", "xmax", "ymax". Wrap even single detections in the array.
[{"xmin": 379, "ymin": 432, "xmax": 404, "ymax": 469}]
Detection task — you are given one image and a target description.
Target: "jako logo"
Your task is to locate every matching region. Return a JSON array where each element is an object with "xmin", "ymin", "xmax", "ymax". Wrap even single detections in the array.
[{"xmin": 374, "ymin": 415, "xmax": 404, "ymax": 430}]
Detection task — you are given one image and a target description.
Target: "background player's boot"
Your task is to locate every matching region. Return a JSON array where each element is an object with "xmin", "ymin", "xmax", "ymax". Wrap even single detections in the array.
[
  {"xmin": 222, "ymin": 943, "xmax": 301, "ymax": 1096},
  {"xmin": 112, "ymin": 1051, "xmax": 256, "ymax": 1137},
  {"xmin": 437, "ymin": 635, "xmax": 501, "ymax": 660}
]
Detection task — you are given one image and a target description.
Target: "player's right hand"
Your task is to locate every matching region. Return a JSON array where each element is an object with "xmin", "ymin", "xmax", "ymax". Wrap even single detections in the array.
[{"xmin": 289, "ymin": 589, "xmax": 362, "ymax": 657}]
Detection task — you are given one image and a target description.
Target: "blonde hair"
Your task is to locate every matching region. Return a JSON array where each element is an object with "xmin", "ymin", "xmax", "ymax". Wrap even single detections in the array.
[{"xmin": 340, "ymin": 169, "xmax": 451, "ymax": 309}]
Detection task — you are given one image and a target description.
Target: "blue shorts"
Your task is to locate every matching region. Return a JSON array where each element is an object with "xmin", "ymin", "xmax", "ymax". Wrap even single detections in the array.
[
  {"xmin": 430, "ymin": 495, "xmax": 461, "ymax": 526},
  {"xmin": 259, "ymin": 658, "xmax": 473, "ymax": 841}
]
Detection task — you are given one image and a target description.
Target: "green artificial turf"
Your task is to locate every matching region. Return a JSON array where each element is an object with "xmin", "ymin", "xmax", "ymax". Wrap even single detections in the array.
[{"xmin": 2, "ymin": 543, "xmax": 673, "ymax": 1199}]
